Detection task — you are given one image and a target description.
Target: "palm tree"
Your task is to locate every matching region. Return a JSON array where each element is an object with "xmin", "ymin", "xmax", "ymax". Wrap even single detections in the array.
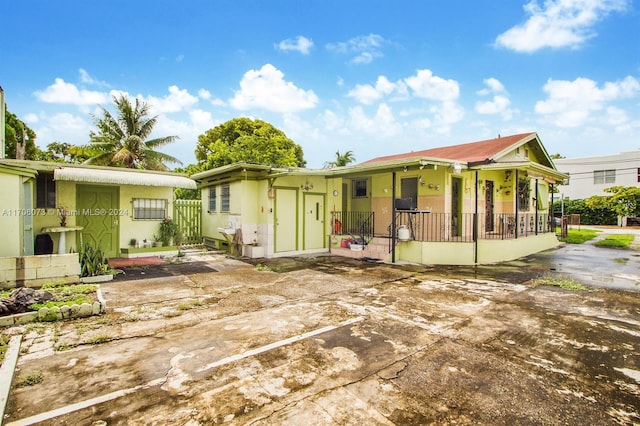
[
  {"xmin": 324, "ymin": 150, "xmax": 355, "ymax": 168},
  {"xmin": 85, "ymin": 94, "xmax": 181, "ymax": 170}
]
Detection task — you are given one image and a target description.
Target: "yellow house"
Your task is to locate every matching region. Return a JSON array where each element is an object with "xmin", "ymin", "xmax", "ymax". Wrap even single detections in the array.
[
  {"xmin": 0, "ymin": 159, "xmax": 195, "ymax": 286},
  {"xmin": 194, "ymin": 132, "xmax": 567, "ymax": 265}
]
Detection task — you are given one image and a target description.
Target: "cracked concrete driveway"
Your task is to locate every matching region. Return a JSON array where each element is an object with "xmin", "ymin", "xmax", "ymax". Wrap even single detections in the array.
[{"xmin": 4, "ymin": 250, "xmax": 640, "ymax": 425}]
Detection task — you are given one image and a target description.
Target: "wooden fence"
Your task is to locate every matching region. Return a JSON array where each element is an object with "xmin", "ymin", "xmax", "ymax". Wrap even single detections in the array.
[{"xmin": 173, "ymin": 199, "xmax": 202, "ymax": 244}]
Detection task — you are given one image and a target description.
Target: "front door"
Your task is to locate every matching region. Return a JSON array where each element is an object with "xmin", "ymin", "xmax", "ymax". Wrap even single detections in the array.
[
  {"xmin": 451, "ymin": 177, "xmax": 462, "ymax": 237},
  {"xmin": 401, "ymin": 177, "xmax": 418, "ymax": 209},
  {"xmin": 485, "ymin": 180, "xmax": 494, "ymax": 231},
  {"xmin": 76, "ymin": 185, "xmax": 119, "ymax": 258},
  {"xmin": 303, "ymin": 193, "xmax": 324, "ymax": 250},
  {"xmin": 274, "ymin": 188, "xmax": 297, "ymax": 252}
]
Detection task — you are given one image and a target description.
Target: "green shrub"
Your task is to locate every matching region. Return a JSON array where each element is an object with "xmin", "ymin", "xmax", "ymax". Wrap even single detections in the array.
[{"xmin": 78, "ymin": 243, "xmax": 111, "ymax": 277}]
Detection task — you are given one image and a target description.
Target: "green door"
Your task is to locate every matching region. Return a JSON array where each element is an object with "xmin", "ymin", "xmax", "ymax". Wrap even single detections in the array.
[
  {"xmin": 275, "ymin": 188, "xmax": 297, "ymax": 252},
  {"xmin": 77, "ymin": 185, "xmax": 119, "ymax": 258},
  {"xmin": 303, "ymin": 193, "xmax": 325, "ymax": 250}
]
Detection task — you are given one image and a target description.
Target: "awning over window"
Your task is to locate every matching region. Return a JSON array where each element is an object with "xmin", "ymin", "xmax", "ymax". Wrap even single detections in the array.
[{"xmin": 53, "ymin": 167, "xmax": 196, "ymax": 189}]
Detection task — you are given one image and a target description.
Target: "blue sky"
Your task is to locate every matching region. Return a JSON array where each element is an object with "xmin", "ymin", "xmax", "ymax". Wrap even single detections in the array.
[{"xmin": 2, "ymin": 0, "xmax": 639, "ymax": 168}]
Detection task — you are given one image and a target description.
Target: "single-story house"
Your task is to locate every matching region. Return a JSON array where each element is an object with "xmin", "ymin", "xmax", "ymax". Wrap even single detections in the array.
[
  {"xmin": 193, "ymin": 132, "xmax": 568, "ymax": 265},
  {"xmin": 0, "ymin": 159, "xmax": 196, "ymax": 286}
]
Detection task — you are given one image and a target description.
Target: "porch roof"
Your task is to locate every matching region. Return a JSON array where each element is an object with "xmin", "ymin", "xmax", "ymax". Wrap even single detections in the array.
[{"xmin": 54, "ymin": 167, "xmax": 196, "ymax": 189}]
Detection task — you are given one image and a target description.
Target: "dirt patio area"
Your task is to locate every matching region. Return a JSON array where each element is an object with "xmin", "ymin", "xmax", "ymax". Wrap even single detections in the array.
[{"xmin": 3, "ymin": 244, "xmax": 640, "ymax": 425}]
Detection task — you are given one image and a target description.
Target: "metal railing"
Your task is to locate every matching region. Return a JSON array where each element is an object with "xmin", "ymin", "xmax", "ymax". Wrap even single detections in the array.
[
  {"xmin": 331, "ymin": 211, "xmax": 375, "ymax": 241},
  {"xmin": 332, "ymin": 210, "xmax": 554, "ymax": 245},
  {"xmin": 394, "ymin": 211, "xmax": 554, "ymax": 242}
]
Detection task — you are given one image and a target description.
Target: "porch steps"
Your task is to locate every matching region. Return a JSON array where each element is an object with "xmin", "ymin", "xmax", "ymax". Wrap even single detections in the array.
[{"xmin": 330, "ymin": 237, "xmax": 391, "ymax": 262}]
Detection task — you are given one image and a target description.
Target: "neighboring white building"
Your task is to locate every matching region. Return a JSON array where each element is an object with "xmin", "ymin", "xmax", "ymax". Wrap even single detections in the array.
[{"xmin": 555, "ymin": 150, "xmax": 640, "ymax": 200}]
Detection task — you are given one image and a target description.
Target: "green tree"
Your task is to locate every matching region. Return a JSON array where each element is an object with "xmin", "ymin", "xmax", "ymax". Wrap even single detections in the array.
[
  {"xmin": 173, "ymin": 163, "xmax": 203, "ymax": 200},
  {"xmin": 195, "ymin": 118, "xmax": 305, "ymax": 169},
  {"xmin": 602, "ymin": 186, "xmax": 640, "ymax": 218},
  {"xmin": 38, "ymin": 141, "xmax": 92, "ymax": 163},
  {"xmin": 85, "ymin": 94, "xmax": 181, "ymax": 170},
  {"xmin": 324, "ymin": 150, "xmax": 355, "ymax": 168},
  {"xmin": 4, "ymin": 108, "xmax": 39, "ymax": 160}
]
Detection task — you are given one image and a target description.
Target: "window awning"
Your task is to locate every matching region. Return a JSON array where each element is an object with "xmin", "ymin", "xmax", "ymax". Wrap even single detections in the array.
[{"xmin": 53, "ymin": 167, "xmax": 196, "ymax": 189}]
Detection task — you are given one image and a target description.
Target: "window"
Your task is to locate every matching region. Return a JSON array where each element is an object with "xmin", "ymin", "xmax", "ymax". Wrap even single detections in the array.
[
  {"xmin": 208, "ymin": 186, "xmax": 217, "ymax": 212},
  {"xmin": 133, "ymin": 198, "xmax": 167, "ymax": 220},
  {"xmin": 352, "ymin": 178, "xmax": 367, "ymax": 199},
  {"xmin": 594, "ymin": 169, "xmax": 615, "ymax": 184},
  {"xmin": 36, "ymin": 173, "xmax": 56, "ymax": 209},
  {"xmin": 400, "ymin": 177, "xmax": 418, "ymax": 210},
  {"xmin": 221, "ymin": 184, "xmax": 230, "ymax": 212},
  {"xmin": 637, "ymin": 168, "xmax": 640, "ymax": 183}
]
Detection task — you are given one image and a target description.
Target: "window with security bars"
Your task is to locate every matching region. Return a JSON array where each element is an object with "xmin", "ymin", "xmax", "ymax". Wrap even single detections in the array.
[
  {"xmin": 352, "ymin": 178, "xmax": 367, "ymax": 198},
  {"xmin": 221, "ymin": 184, "xmax": 230, "ymax": 212},
  {"xmin": 36, "ymin": 173, "xmax": 56, "ymax": 208},
  {"xmin": 594, "ymin": 169, "xmax": 615, "ymax": 184},
  {"xmin": 133, "ymin": 198, "xmax": 167, "ymax": 220},
  {"xmin": 208, "ymin": 186, "xmax": 217, "ymax": 212}
]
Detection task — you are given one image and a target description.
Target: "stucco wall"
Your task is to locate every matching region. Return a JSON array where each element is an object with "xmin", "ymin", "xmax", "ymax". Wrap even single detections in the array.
[
  {"xmin": 119, "ymin": 185, "xmax": 175, "ymax": 248},
  {"xmin": 0, "ymin": 173, "xmax": 23, "ymax": 257},
  {"xmin": 0, "ymin": 253, "xmax": 80, "ymax": 288}
]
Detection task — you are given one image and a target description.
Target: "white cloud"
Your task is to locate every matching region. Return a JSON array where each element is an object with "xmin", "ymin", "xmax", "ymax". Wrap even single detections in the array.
[
  {"xmin": 476, "ymin": 77, "xmax": 505, "ymax": 95},
  {"xmin": 348, "ymin": 76, "xmax": 398, "ymax": 105},
  {"xmin": 79, "ymin": 69, "xmax": 110, "ymax": 87},
  {"xmin": 198, "ymin": 89, "xmax": 211, "ymax": 100},
  {"xmin": 326, "ymin": 34, "xmax": 387, "ymax": 64},
  {"xmin": 33, "ymin": 112, "xmax": 92, "ymax": 147},
  {"xmin": 275, "ymin": 36, "xmax": 314, "ymax": 55},
  {"xmin": 34, "ymin": 78, "xmax": 110, "ymax": 105},
  {"xmin": 23, "ymin": 113, "xmax": 39, "ymax": 123},
  {"xmin": 229, "ymin": 64, "xmax": 318, "ymax": 113},
  {"xmin": 348, "ymin": 103, "xmax": 402, "ymax": 136},
  {"xmin": 475, "ymin": 78, "xmax": 514, "ymax": 120},
  {"xmin": 404, "ymin": 69, "xmax": 459, "ymax": 102},
  {"xmin": 535, "ymin": 76, "xmax": 640, "ymax": 127},
  {"xmin": 495, "ymin": 0, "xmax": 629, "ymax": 52},
  {"xmin": 145, "ymin": 85, "xmax": 199, "ymax": 114}
]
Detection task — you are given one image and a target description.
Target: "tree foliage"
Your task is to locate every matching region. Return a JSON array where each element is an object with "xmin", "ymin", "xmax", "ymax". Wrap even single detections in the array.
[
  {"xmin": 553, "ymin": 198, "xmax": 617, "ymax": 225},
  {"xmin": 195, "ymin": 118, "xmax": 305, "ymax": 169},
  {"xmin": 173, "ymin": 163, "xmax": 203, "ymax": 200},
  {"xmin": 324, "ymin": 150, "xmax": 355, "ymax": 168},
  {"xmin": 601, "ymin": 186, "xmax": 640, "ymax": 217},
  {"xmin": 3, "ymin": 108, "xmax": 39, "ymax": 160},
  {"xmin": 85, "ymin": 94, "xmax": 181, "ymax": 170}
]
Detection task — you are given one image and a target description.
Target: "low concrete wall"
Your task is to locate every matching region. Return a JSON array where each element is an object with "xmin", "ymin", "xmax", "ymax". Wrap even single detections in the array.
[{"xmin": 0, "ymin": 254, "xmax": 80, "ymax": 289}]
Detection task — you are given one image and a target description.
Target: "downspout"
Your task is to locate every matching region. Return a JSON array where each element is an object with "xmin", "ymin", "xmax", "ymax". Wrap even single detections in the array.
[
  {"xmin": 534, "ymin": 178, "xmax": 539, "ymax": 235},
  {"xmin": 515, "ymin": 169, "xmax": 519, "ymax": 239},
  {"xmin": 391, "ymin": 171, "xmax": 397, "ymax": 263},
  {"xmin": 474, "ymin": 170, "xmax": 478, "ymax": 264}
]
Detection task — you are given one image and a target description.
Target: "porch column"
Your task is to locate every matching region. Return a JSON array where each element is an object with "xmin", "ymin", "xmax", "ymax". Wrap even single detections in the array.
[
  {"xmin": 391, "ymin": 171, "xmax": 397, "ymax": 263},
  {"xmin": 535, "ymin": 178, "xmax": 539, "ymax": 235},
  {"xmin": 474, "ymin": 170, "xmax": 478, "ymax": 264}
]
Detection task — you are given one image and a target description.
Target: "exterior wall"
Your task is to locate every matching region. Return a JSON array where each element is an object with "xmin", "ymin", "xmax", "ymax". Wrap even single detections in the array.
[
  {"xmin": 0, "ymin": 173, "xmax": 23, "ymax": 257},
  {"xmin": 32, "ymin": 182, "xmax": 176, "ymax": 254},
  {"xmin": 119, "ymin": 185, "xmax": 175, "ymax": 248},
  {"xmin": 201, "ymin": 174, "xmax": 329, "ymax": 257},
  {"xmin": 394, "ymin": 233, "xmax": 559, "ymax": 265},
  {"xmin": 476, "ymin": 233, "xmax": 559, "ymax": 264},
  {"xmin": 0, "ymin": 253, "xmax": 80, "ymax": 289},
  {"xmin": 555, "ymin": 151, "xmax": 640, "ymax": 200}
]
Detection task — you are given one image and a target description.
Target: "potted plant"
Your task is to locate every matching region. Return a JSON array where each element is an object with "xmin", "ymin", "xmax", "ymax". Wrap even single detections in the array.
[
  {"xmin": 158, "ymin": 218, "xmax": 179, "ymax": 247},
  {"xmin": 129, "ymin": 238, "xmax": 137, "ymax": 247},
  {"xmin": 152, "ymin": 235, "xmax": 163, "ymax": 247},
  {"xmin": 58, "ymin": 206, "xmax": 68, "ymax": 227}
]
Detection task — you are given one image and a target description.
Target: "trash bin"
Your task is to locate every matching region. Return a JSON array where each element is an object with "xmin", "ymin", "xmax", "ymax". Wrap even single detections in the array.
[{"xmin": 34, "ymin": 234, "xmax": 54, "ymax": 255}]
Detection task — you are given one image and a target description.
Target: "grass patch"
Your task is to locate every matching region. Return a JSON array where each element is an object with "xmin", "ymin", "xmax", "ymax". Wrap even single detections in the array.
[
  {"xmin": 558, "ymin": 228, "xmax": 600, "ymax": 244},
  {"xmin": 594, "ymin": 234, "xmax": 634, "ymax": 248},
  {"xmin": 17, "ymin": 371, "xmax": 43, "ymax": 387},
  {"xmin": 176, "ymin": 300, "xmax": 203, "ymax": 311},
  {"xmin": 531, "ymin": 273, "xmax": 589, "ymax": 291},
  {"xmin": 85, "ymin": 334, "xmax": 112, "ymax": 345},
  {"xmin": 0, "ymin": 334, "xmax": 9, "ymax": 365}
]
